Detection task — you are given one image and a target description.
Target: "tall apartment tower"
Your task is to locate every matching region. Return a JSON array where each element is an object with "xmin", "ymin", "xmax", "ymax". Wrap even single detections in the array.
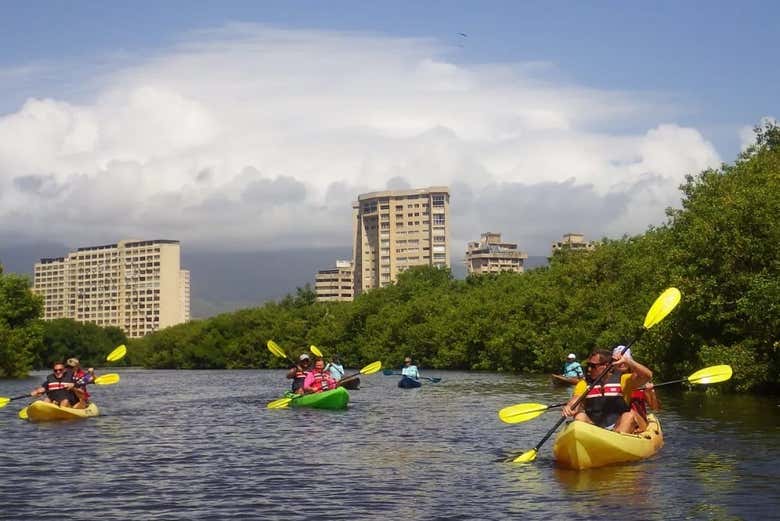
[
  {"xmin": 315, "ymin": 260, "xmax": 355, "ymax": 302},
  {"xmin": 466, "ymin": 232, "xmax": 528, "ymax": 275},
  {"xmin": 352, "ymin": 186, "xmax": 450, "ymax": 294},
  {"xmin": 32, "ymin": 239, "xmax": 191, "ymax": 338}
]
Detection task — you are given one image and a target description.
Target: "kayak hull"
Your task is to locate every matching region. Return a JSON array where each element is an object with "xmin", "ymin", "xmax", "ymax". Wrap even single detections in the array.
[
  {"xmin": 553, "ymin": 414, "xmax": 663, "ymax": 470},
  {"xmin": 398, "ymin": 376, "xmax": 422, "ymax": 388},
  {"xmin": 26, "ymin": 401, "xmax": 99, "ymax": 422},
  {"xmin": 551, "ymin": 374, "xmax": 579, "ymax": 386},
  {"xmin": 289, "ymin": 387, "xmax": 349, "ymax": 410},
  {"xmin": 339, "ymin": 378, "xmax": 360, "ymax": 390}
]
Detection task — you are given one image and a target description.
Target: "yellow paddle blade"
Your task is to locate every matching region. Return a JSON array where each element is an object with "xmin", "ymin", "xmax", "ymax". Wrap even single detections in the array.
[
  {"xmin": 0, "ymin": 397, "xmax": 10, "ymax": 408},
  {"xmin": 513, "ymin": 448, "xmax": 538, "ymax": 463},
  {"xmin": 18, "ymin": 407, "xmax": 29, "ymax": 420},
  {"xmin": 498, "ymin": 403, "xmax": 549, "ymax": 424},
  {"xmin": 643, "ymin": 287, "xmax": 681, "ymax": 330},
  {"xmin": 267, "ymin": 397, "xmax": 293, "ymax": 409},
  {"xmin": 360, "ymin": 361, "xmax": 382, "ymax": 375},
  {"xmin": 688, "ymin": 365, "xmax": 732, "ymax": 385},
  {"xmin": 267, "ymin": 340, "xmax": 288, "ymax": 359},
  {"xmin": 94, "ymin": 373, "xmax": 120, "ymax": 385},
  {"xmin": 106, "ymin": 344, "xmax": 127, "ymax": 362},
  {"xmin": 309, "ymin": 345, "xmax": 323, "ymax": 357}
]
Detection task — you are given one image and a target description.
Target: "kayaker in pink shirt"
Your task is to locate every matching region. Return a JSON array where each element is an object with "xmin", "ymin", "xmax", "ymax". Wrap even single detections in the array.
[{"xmin": 303, "ymin": 358, "xmax": 339, "ymax": 394}]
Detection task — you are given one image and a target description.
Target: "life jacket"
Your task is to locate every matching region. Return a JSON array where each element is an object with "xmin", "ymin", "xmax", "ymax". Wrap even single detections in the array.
[
  {"xmin": 583, "ymin": 371, "xmax": 630, "ymax": 428},
  {"xmin": 291, "ymin": 369, "xmax": 310, "ymax": 392},
  {"xmin": 44, "ymin": 373, "xmax": 76, "ymax": 403},
  {"xmin": 629, "ymin": 389, "xmax": 648, "ymax": 420},
  {"xmin": 309, "ymin": 371, "xmax": 334, "ymax": 392},
  {"xmin": 72, "ymin": 368, "xmax": 91, "ymax": 401}
]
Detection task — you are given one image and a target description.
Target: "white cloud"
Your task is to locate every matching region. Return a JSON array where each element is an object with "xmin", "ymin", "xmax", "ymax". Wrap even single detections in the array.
[{"xmin": 0, "ymin": 24, "xmax": 722, "ymax": 255}]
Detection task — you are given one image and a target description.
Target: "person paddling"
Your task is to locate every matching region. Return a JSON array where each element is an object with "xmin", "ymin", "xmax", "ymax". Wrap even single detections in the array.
[
  {"xmin": 65, "ymin": 358, "xmax": 96, "ymax": 409},
  {"xmin": 30, "ymin": 362, "xmax": 77, "ymax": 407},
  {"xmin": 612, "ymin": 346, "xmax": 661, "ymax": 432},
  {"xmin": 562, "ymin": 348, "xmax": 652, "ymax": 433},
  {"xmin": 325, "ymin": 355, "xmax": 345, "ymax": 381},
  {"xmin": 303, "ymin": 358, "xmax": 338, "ymax": 394},
  {"xmin": 286, "ymin": 353, "xmax": 312, "ymax": 395},
  {"xmin": 401, "ymin": 357, "xmax": 420, "ymax": 380}
]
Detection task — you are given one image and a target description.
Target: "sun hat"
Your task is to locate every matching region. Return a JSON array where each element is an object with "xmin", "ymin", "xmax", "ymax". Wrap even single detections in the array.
[
  {"xmin": 566, "ymin": 353, "xmax": 576, "ymax": 359},
  {"xmin": 612, "ymin": 345, "xmax": 632, "ymax": 360},
  {"xmin": 66, "ymin": 358, "xmax": 80, "ymax": 367}
]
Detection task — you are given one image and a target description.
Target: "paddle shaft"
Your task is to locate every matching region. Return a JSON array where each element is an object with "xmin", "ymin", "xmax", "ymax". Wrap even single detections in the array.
[{"xmin": 384, "ymin": 370, "xmax": 439, "ymax": 382}]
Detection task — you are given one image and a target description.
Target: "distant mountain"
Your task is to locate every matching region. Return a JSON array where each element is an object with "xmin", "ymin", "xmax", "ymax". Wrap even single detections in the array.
[{"xmin": 1, "ymin": 242, "xmax": 549, "ymax": 319}]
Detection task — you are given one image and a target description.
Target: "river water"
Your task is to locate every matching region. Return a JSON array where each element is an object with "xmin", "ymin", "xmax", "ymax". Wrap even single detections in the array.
[{"xmin": 1, "ymin": 369, "xmax": 778, "ymax": 520}]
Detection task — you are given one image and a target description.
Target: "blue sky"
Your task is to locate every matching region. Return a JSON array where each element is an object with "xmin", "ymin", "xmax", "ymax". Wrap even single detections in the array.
[{"xmin": 0, "ymin": 1, "xmax": 776, "ymax": 255}]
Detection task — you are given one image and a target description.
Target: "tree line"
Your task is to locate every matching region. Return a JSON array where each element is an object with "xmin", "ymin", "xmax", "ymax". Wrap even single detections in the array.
[{"xmin": 2, "ymin": 123, "xmax": 778, "ymax": 393}]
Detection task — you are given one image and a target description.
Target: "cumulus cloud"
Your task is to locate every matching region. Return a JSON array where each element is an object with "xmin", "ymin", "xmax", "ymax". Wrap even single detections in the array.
[{"xmin": 0, "ymin": 24, "xmax": 722, "ymax": 255}]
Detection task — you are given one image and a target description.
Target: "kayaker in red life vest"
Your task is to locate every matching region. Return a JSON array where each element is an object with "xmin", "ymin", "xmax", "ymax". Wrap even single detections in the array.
[
  {"xmin": 286, "ymin": 353, "xmax": 312, "ymax": 395},
  {"xmin": 562, "ymin": 348, "xmax": 652, "ymax": 433},
  {"xmin": 302, "ymin": 358, "xmax": 338, "ymax": 394},
  {"xmin": 612, "ymin": 347, "xmax": 661, "ymax": 432},
  {"xmin": 30, "ymin": 362, "xmax": 77, "ymax": 407},
  {"xmin": 66, "ymin": 357, "xmax": 96, "ymax": 409}
]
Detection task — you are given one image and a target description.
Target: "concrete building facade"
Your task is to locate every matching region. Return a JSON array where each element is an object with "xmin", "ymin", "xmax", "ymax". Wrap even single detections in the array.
[
  {"xmin": 315, "ymin": 260, "xmax": 354, "ymax": 302},
  {"xmin": 32, "ymin": 239, "xmax": 191, "ymax": 338},
  {"xmin": 352, "ymin": 186, "xmax": 450, "ymax": 294},
  {"xmin": 551, "ymin": 233, "xmax": 597, "ymax": 255},
  {"xmin": 466, "ymin": 232, "xmax": 528, "ymax": 275}
]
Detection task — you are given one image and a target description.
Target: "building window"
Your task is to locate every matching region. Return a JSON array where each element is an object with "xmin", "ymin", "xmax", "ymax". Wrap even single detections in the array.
[{"xmin": 433, "ymin": 214, "xmax": 445, "ymax": 225}]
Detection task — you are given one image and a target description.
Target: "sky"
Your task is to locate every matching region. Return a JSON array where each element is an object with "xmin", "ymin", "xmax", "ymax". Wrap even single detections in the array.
[{"xmin": 0, "ymin": 1, "xmax": 777, "ymax": 257}]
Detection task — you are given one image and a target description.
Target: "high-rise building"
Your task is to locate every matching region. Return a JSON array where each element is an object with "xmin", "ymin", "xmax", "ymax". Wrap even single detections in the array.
[
  {"xmin": 315, "ymin": 260, "xmax": 354, "ymax": 302},
  {"xmin": 32, "ymin": 239, "xmax": 191, "ymax": 338},
  {"xmin": 466, "ymin": 232, "xmax": 528, "ymax": 275},
  {"xmin": 352, "ymin": 186, "xmax": 450, "ymax": 294},
  {"xmin": 551, "ymin": 233, "xmax": 597, "ymax": 255}
]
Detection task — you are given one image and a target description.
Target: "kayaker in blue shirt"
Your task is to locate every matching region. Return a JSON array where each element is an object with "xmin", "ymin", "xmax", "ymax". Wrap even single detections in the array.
[
  {"xmin": 401, "ymin": 357, "xmax": 420, "ymax": 379},
  {"xmin": 562, "ymin": 353, "xmax": 585, "ymax": 380},
  {"xmin": 325, "ymin": 355, "xmax": 345, "ymax": 381}
]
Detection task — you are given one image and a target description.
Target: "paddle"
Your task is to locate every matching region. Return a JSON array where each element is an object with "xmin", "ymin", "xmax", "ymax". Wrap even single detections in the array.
[
  {"xmin": 512, "ymin": 287, "xmax": 681, "ymax": 463},
  {"xmin": 382, "ymin": 369, "xmax": 442, "ymax": 383},
  {"xmin": 498, "ymin": 364, "xmax": 733, "ymax": 425},
  {"xmin": 106, "ymin": 344, "xmax": 127, "ymax": 362},
  {"xmin": 267, "ymin": 339, "xmax": 303, "ymax": 368},
  {"xmin": 266, "ymin": 361, "xmax": 383, "ymax": 409}
]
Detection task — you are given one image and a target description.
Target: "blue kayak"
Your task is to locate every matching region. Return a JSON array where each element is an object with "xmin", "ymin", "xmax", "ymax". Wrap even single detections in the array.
[{"xmin": 398, "ymin": 375, "xmax": 422, "ymax": 388}]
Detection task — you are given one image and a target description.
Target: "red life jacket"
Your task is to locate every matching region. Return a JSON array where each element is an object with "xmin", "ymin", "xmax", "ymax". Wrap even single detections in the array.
[
  {"xmin": 629, "ymin": 389, "xmax": 647, "ymax": 420},
  {"xmin": 583, "ymin": 372, "xmax": 630, "ymax": 428},
  {"xmin": 310, "ymin": 371, "xmax": 334, "ymax": 392}
]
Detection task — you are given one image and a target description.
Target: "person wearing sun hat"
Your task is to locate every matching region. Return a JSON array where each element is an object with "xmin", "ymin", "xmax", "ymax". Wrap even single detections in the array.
[
  {"xmin": 65, "ymin": 357, "xmax": 96, "ymax": 408},
  {"xmin": 285, "ymin": 352, "xmax": 312, "ymax": 394},
  {"xmin": 562, "ymin": 353, "xmax": 584, "ymax": 380}
]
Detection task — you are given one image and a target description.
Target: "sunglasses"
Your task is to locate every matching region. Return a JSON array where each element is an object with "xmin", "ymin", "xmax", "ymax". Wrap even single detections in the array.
[
  {"xmin": 53, "ymin": 368, "xmax": 66, "ymax": 372},
  {"xmin": 587, "ymin": 362, "xmax": 608, "ymax": 370}
]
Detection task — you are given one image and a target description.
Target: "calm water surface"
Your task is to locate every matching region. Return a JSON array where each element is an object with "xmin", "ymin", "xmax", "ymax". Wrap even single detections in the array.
[{"xmin": 1, "ymin": 369, "xmax": 778, "ymax": 520}]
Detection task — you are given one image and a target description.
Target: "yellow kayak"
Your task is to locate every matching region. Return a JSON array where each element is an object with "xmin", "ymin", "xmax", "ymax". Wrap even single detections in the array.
[
  {"xmin": 553, "ymin": 414, "xmax": 663, "ymax": 470},
  {"xmin": 25, "ymin": 401, "xmax": 100, "ymax": 422}
]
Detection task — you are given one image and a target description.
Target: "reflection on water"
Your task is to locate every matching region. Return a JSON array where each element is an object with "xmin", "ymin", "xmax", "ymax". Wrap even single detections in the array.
[{"xmin": 0, "ymin": 369, "xmax": 778, "ymax": 520}]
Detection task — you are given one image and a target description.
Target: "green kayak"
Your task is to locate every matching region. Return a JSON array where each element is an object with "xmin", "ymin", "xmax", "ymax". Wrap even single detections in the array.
[{"xmin": 286, "ymin": 387, "xmax": 349, "ymax": 410}]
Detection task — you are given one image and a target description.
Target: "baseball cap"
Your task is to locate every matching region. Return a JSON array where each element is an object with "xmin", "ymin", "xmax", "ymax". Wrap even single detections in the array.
[
  {"xmin": 66, "ymin": 358, "xmax": 80, "ymax": 367},
  {"xmin": 299, "ymin": 353, "xmax": 310, "ymax": 361},
  {"xmin": 566, "ymin": 353, "xmax": 576, "ymax": 360}
]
